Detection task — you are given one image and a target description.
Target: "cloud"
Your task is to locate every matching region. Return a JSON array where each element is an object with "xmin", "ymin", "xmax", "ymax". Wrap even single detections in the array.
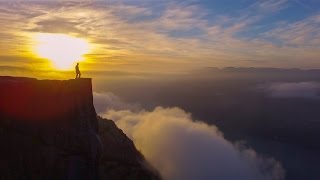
[
  {"xmin": 94, "ymin": 93, "xmax": 285, "ymax": 180},
  {"xmin": 293, "ymin": 0, "xmax": 311, "ymax": 9},
  {"xmin": 265, "ymin": 14, "xmax": 320, "ymax": 47},
  {"xmin": 254, "ymin": 0, "xmax": 288, "ymax": 12},
  {"xmin": 264, "ymin": 82, "xmax": 320, "ymax": 98},
  {"xmin": 93, "ymin": 92, "xmax": 141, "ymax": 114},
  {"xmin": 1, "ymin": 0, "xmax": 320, "ymax": 72}
]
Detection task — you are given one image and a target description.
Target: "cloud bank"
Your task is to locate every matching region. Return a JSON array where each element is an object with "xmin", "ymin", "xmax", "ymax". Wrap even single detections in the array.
[
  {"xmin": 94, "ymin": 92, "xmax": 285, "ymax": 180},
  {"xmin": 93, "ymin": 92, "xmax": 141, "ymax": 113},
  {"xmin": 264, "ymin": 82, "xmax": 320, "ymax": 99}
]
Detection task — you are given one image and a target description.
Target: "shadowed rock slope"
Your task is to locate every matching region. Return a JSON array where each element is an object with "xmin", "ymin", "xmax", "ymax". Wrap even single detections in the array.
[
  {"xmin": 98, "ymin": 117, "xmax": 161, "ymax": 180},
  {"xmin": 0, "ymin": 76, "xmax": 160, "ymax": 180}
]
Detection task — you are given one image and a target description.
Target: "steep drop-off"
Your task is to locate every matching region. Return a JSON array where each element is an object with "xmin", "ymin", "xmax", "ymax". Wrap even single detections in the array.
[
  {"xmin": 98, "ymin": 117, "xmax": 160, "ymax": 180},
  {"xmin": 0, "ymin": 77, "xmax": 160, "ymax": 180}
]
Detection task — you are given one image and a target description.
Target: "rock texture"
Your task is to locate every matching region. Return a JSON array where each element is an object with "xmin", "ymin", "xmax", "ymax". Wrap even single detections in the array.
[
  {"xmin": 0, "ymin": 77, "xmax": 100, "ymax": 180},
  {"xmin": 98, "ymin": 117, "xmax": 160, "ymax": 180},
  {"xmin": 0, "ymin": 76, "xmax": 160, "ymax": 180}
]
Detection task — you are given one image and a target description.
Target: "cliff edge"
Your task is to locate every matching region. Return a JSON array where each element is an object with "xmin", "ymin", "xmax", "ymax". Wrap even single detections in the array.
[{"xmin": 0, "ymin": 76, "xmax": 160, "ymax": 180}]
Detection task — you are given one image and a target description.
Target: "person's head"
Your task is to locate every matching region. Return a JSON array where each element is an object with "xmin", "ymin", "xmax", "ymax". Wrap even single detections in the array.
[{"xmin": 77, "ymin": 63, "xmax": 79, "ymax": 66}]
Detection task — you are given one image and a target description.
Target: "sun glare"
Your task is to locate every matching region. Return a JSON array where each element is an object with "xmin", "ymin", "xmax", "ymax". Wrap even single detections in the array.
[{"xmin": 34, "ymin": 33, "xmax": 89, "ymax": 70}]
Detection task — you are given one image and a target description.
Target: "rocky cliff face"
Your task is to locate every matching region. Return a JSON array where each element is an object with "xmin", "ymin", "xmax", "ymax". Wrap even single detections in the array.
[
  {"xmin": 98, "ymin": 117, "xmax": 160, "ymax": 180},
  {"xmin": 0, "ymin": 76, "xmax": 160, "ymax": 180}
]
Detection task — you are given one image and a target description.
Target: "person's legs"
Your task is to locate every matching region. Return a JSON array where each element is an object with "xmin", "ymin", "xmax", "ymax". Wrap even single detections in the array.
[{"xmin": 76, "ymin": 72, "xmax": 81, "ymax": 79}]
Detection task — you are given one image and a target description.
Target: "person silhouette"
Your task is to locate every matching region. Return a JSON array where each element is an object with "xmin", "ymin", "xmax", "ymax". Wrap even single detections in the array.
[{"xmin": 75, "ymin": 63, "xmax": 81, "ymax": 79}]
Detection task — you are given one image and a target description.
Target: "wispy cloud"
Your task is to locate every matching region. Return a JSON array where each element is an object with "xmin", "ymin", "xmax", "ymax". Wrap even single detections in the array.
[
  {"xmin": 253, "ymin": 0, "xmax": 288, "ymax": 12},
  {"xmin": 265, "ymin": 13, "xmax": 320, "ymax": 47},
  {"xmin": 293, "ymin": 0, "xmax": 311, "ymax": 9},
  {"xmin": 0, "ymin": 0, "xmax": 320, "ymax": 75}
]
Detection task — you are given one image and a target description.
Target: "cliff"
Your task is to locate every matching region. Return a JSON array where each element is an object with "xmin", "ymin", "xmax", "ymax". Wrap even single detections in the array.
[
  {"xmin": 98, "ymin": 117, "xmax": 160, "ymax": 180},
  {"xmin": 0, "ymin": 76, "xmax": 160, "ymax": 180}
]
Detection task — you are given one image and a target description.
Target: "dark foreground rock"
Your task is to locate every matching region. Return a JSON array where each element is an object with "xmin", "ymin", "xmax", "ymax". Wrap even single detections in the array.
[
  {"xmin": 98, "ymin": 117, "xmax": 161, "ymax": 180},
  {"xmin": 0, "ymin": 76, "xmax": 160, "ymax": 180}
]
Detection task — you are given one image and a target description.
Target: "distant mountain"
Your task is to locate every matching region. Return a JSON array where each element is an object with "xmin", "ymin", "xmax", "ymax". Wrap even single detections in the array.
[
  {"xmin": 205, "ymin": 67, "xmax": 320, "ymax": 72},
  {"xmin": 194, "ymin": 67, "xmax": 320, "ymax": 82}
]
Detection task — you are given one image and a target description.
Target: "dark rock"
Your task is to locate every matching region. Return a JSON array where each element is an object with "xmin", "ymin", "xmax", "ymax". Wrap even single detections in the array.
[
  {"xmin": 0, "ymin": 77, "xmax": 100, "ymax": 180},
  {"xmin": 0, "ymin": 76, "xmax": 160, "ymax": 180},
  {"xmin": 98, "ymin": 117, "xmax": 161, "ymax": 180}
]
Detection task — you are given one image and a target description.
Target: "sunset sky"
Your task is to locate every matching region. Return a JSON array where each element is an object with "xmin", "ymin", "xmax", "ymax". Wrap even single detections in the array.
[{"xmin": 0, "ymin": 0, "xmax": 320, "ymax": 77}]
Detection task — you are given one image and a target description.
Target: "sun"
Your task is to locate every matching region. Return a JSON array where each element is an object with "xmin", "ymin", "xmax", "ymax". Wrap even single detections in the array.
[{"xmin": 34, "ymin": 33, "xmax": 89, "ymax": 70}]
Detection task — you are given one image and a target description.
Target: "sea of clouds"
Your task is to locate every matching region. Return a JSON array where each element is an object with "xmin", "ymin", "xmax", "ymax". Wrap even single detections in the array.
[{"xmin": 94, "ymin": 92, "xmax": 285, "ymax": 180}]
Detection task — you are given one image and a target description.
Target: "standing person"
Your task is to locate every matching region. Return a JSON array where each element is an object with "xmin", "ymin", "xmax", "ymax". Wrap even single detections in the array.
[{"xmin": 75, "ymin": 63, "xmax": 81, "ymax": 79}]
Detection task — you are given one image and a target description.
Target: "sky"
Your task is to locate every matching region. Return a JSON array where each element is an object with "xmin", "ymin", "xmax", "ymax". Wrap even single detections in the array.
[{"xmin": 0, "ymin": 0, "xmax": 320, "ymax": 77}]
